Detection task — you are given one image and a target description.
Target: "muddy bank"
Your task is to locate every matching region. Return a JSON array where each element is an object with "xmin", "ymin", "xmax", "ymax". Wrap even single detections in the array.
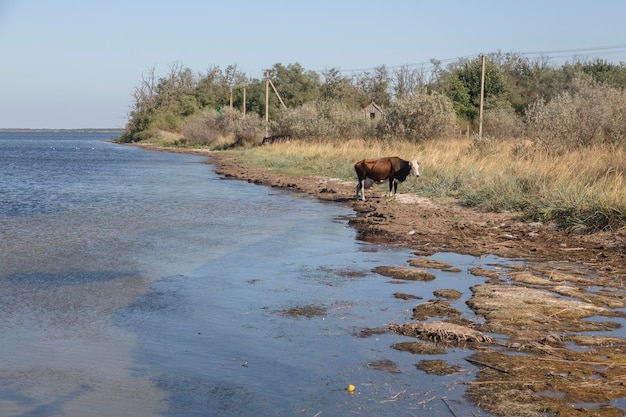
[
  {"xmin": 208, "ymin": 152, "xmax": 626, "ymax": 270},
  {"xmin": 128, "ymin": 144, "xmax": 626, "ymax": 416},
  {"xmin": 207, "ymin": 151, "xmax": 626, "ymax": 417}
]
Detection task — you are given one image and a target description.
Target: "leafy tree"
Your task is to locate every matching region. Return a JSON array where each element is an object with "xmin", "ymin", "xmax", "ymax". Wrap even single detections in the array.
[
  {"xmin": 148, "ymin": 62, "xmax": 201, "ymax": 131},
  {"xmin": 120, "ymin": 52, "xmax": 626, "ymax": 145},
  {"xmin": 239, "ymin": 78, "xmax": 267, "ymax": 120},
  {"xmin": 576, "ymin": 59, "xmax": 626, "ymax": 88},
  {"xmin": 194, "ymin": 64, "xmax": 248, "ymax": 112},
  {"xmin": 432, "ymin": 56, "xmax": 507, "ymax": 123},
  {"xmin": 457, "ymin": 56, "xmax": 508, "ymax": 110},
  {"xmin": 194, "ymin": 66, "xmax": 225, "ymax": 109},
  {"xmin": 319, "ymin": 67, "xmax": 358, "ymax": 104},
  {"xmin": 433, "ymin": 72, "xmax": 476, "ymax": 121},
  {"xmin": 222, "ymin": 64, "xmax": 249, "ymax": 111},
  {"xmin": 354, "ymin": 65, "xmax": 391, "ymax": 107},
  {"xmin": 499, "ymin": 55, "xmax": 569, "ymax": 114},
  {"xmin": 119, "ymin": 66, "xmax": 160, "ymax": 142},
  {"xmin": 268, "ymin": 63, "xmax": 320, "ymax": 107}
]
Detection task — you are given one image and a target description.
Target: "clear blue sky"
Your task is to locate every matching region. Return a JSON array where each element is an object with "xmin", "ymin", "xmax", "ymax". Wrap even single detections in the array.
[{"xmin": 1, "ymin": 0, "xmax": 625, "ymax": 129}]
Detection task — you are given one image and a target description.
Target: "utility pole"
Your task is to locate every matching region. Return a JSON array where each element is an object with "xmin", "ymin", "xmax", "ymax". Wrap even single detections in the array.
[
  {"xmin": 265, "ymin": 70, "xmax": 269, "ymax": 137},
  {"xmin": 268, "ymin": 77, "xmax": 287, "ymax": 109},
  {"xmin": 242, "ymin": 85, "xmax": 246, "ymax": 118},
  {"xmin": 263, "ymin": 69, "xmax": 287, "ymax": 137},
  {"xmin": 229, "ymin": 87, "xmax": 233, "ymax": 121},
  {"xmin": 478, "ymin": 54, "xmax": 486, "ymax": 138}
]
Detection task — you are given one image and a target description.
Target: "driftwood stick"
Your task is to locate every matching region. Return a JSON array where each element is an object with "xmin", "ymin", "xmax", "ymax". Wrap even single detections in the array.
[
  {"xmin": 464, "ymin": 380, "xmax": 543, "ymax": 385},
  {"xmin": 534, "ymin": 356, "xmax": 626, "ymax": 367},
  {"xmin": 380, "ymin": 390, "xmax": 406, "ymax": 403},
  {"xmin": 441, "ymin": 397, "xmax": 459, "ymax": 417},
  {"xmin": 465, "ymin": 357, "xmax": 510, "ymax": 373}
]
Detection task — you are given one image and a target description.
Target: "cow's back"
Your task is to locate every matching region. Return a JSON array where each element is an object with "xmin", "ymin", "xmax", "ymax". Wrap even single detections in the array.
[{"xmin": 355, "ymin": 157, "xmax": 394, "ymax": 181}]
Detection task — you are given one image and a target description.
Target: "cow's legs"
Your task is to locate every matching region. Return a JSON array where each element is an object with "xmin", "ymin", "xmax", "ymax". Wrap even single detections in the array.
[
  {"xmin": 358, "ymin": 179, "xmax": 366, "ymax": 201},
  {"xmin": 386, "ymin": 179, "xmax": 399, "ymax": 198}
]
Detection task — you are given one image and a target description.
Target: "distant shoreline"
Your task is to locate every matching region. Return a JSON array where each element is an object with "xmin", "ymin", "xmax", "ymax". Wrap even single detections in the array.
[{"xmin": 0, "ymin": 128, "xmax": 123, "ymax": 133}]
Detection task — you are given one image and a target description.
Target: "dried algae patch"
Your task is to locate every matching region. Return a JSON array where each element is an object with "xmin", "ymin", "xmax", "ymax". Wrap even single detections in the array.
[
  {"xmin": 389, "ymin": 321, "xmax": 495, "ymax": 345},
  {"xmin": 510, "ymin": 272, "xmax": 552, "ymax": 286},
  {"xmin": 392, "ymin": 341, "xmax": 446, "ymax": 355},
  {"xmin": 433, "ymin": 288, "xmax": 462, "ymax": 299},
  {"xmin": 393, "ymin": 292, "xmax": 422, "ymax": 300},
  {"xmin": 467, "ymin": 284, "xmax": 614, "ymax": 337},
  {"xmin": 416, "ymin": 359, "xmax": 462, "ymax": 375},
  {"xmin": 527, "ymin": 264, "xmax": 594, "ymax": 285},
  {"xmin": 463, "ymin": 281, "xmax": 626, "ymax": 417},
  {"xmin": 569, "ymin": 335, "xmax": 626, "ymax": 346},
  {"xmin": 280, "ymin": 304, "xmax": 326, "ymax": 318},
  {"xmin": 412, "ymin": 299, "xmax": 461, "ymax": 320},
  {"xmin": 372, "ymin": 266, "xmax": 435, "ymax": 281},
  {"xmin": 366, "ymin": 359, "xmax": 401, "ymax": 374},
  {"xmin": 407, "ymin": 257, "xmax": 454, "ymax": 270},
  {"xmin": 549, "ymin": 285, "xmax": 626, "ymax": 308},
  {"xmin": 466, "ymin": 350, "xmax": 626, "ymax": 417},
  {"xmin": 469, "ymin": 267, "xmax": 501, "ymax": 279}
]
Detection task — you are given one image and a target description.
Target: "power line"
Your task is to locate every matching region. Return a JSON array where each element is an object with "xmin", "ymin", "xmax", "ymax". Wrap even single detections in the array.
[
  {"xmin": 319, "ymin": 43, "xmax": 626, "ymax": 76},
  {"xmin": 517, "ymin": 43, "xmax": 626, "ymax": 56}
]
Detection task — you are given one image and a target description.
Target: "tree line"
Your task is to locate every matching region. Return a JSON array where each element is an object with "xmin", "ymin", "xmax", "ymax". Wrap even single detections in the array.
[{"xmin": 118, "ymin": 53, "xmax": 626, "ymax": 151}]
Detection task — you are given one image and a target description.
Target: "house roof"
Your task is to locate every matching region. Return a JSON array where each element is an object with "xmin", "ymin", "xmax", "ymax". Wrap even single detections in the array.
[{"xmin": 364, "ymin": 101, "xmax": 383, "ymax": 113}]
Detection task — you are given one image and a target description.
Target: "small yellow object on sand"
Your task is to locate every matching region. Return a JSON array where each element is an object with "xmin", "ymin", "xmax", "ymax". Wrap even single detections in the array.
[{"xmin": 347, "ymin": 384, "xmax": 355, "ymax": 393}]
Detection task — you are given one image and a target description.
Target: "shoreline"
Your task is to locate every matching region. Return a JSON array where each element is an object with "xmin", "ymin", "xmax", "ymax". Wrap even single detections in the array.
[
  {"xmin": 209, "ymin": 151, "xmax": 626, "ymax": 270},
  {"xmin": 133, "ymin": 143, "xmax": 626, "ymax": 416},
  {"xmin": 130, "ymin": 142, "xmax": 626, "ymax": 278}
]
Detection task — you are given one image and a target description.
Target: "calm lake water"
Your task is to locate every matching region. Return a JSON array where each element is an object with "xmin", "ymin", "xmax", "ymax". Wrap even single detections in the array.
[{"xmin": 0, "ymin": 131, "xmax": 501, "ymax": 416}]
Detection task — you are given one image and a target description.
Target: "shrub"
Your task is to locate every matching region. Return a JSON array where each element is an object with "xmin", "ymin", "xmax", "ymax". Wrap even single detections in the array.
[
  {"xmin": 181, "ymin": 109, "xmax": 229, "ymax": 146},
  {"xmin": 315, "ymin": 100, "xmax": 373, "ymax": 139},
  {"xmin": 231, "ymin": 111, "xmax": 266, "ymax": 147},
  {"xmin": 274, "ymin": 102, "xmax": 323, "ymax": 139},
  {"xmin": 273, "ymin": 100, "xmax": 372, "ymax": 140},
  {"xmin": 376, "ymin": 92, "xmax": 458, "ymax": 142},
  {"xmin": 483, "ymin": 106, "xmax": 525, "ymax": 139},
  {"xmin": 181, "ymin": 108, "xmax": 266, "ymax": 148},
  {"xmin": 525, "ymin": 75, "xmax": 626, "ymax": 153}
]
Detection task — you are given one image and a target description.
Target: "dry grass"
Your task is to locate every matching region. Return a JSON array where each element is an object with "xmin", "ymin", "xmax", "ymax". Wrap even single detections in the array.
[{"xmin": 225, "ymin": 137, "xmax": 626, "ymax": 232}]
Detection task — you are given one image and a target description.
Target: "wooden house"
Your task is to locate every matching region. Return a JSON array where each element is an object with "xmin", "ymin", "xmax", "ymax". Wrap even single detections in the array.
[{"xmin": 363, "ymin": 101, "xmax": 383, "ymax": 120}]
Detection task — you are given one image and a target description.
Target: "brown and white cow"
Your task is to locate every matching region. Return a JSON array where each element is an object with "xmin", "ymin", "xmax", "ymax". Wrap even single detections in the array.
[{"xmin": 354, "ymin": 157, "xmax": 420, "ymax": 201}]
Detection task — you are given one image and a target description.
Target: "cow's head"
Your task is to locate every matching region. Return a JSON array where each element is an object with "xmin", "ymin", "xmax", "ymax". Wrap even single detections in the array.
[{"xmin": 409, "ymin": 160, "xmax": 420, "ymax": 177}]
